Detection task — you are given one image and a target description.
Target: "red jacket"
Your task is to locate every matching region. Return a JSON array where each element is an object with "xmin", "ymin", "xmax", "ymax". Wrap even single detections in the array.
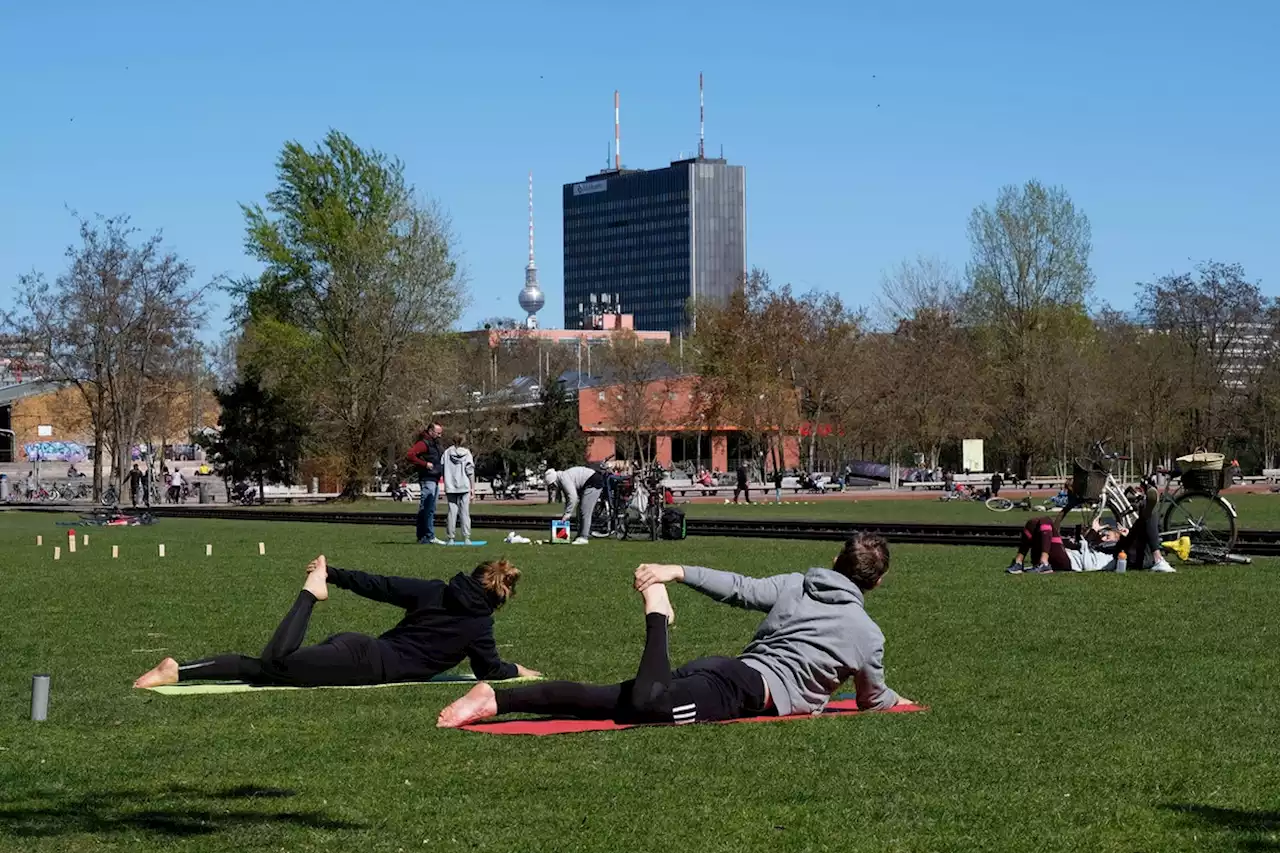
[{"xmin": 406, "ymin": 435, "xmax": 443, "ymax": 482}]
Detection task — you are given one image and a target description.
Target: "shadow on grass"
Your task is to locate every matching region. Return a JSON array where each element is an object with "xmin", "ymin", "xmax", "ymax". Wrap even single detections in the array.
[
  {"xmin": 0, "ymin": 784, "xmax": 362, "ymax": 839},
  {"xmin": 1163, "ymin": 804, "xmax": 1280, "ymax": 851}
]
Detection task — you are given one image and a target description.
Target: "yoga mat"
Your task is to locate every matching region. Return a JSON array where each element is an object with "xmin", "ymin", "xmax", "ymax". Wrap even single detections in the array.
[
  {"xmin": 459, "ymin": 698, "xmax": 926, "ymax": 736},
  {"xmin": 148, "ymin": 673, "xmax": 538, "ymax": 695},
  {"xmin": 444, "ymin": 540, "xmax": 487, "ymax": 546}
]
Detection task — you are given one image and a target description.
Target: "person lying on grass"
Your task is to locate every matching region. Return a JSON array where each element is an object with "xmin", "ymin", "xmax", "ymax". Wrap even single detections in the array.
[
  {"xmin": 1005, "ymin": 487, "xmax": 1174, "ymax": 574},
  {"xmin": 437, "ymin": 534, "xmax": 913, "ymax": 728},
  {"xmin": 134, "ymin": 557, "xmax": 541, "ymax": 689}
]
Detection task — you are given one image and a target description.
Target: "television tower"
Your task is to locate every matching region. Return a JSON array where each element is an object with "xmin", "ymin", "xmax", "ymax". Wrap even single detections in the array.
[{"xmin": 517, "ymin": 171, "xmax": 545, "ymax": 329}]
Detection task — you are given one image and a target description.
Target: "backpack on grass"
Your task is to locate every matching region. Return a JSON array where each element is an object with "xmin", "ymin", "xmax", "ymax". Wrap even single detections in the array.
[{"xmin": 660, "ymin": 508, "xmax": 687, "ymax": 540}]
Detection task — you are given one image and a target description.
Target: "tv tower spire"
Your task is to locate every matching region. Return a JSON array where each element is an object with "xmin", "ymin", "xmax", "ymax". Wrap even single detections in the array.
[
  {"xmin": 518, "ymin": 171, "xmax": 544, "ymax": 329},
  {"xmin": 699, "ymin": 72, "xmax": 705, "ymax": 159}
]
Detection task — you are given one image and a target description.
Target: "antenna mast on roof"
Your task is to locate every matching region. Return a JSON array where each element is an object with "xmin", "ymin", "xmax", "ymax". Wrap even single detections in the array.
[
  {"xmin": 698, "ymin": 72, "xmax": 705, "ymax": 159},
  {"xmin": 614, "ymin": 90, "xmax": 621, "ymax": 171}
]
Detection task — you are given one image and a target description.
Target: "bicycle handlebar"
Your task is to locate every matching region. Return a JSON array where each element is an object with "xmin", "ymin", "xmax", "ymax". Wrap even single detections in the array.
[{"xmin": 1092, "ymin": 439, "xmax": 1130, "ymax": 462}]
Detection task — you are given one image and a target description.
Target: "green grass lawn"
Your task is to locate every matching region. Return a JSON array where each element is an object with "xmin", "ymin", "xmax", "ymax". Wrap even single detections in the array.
[
  {"xmin": 1, "ymin": 512, "xmax": 1277, "ymax": 852},
  {"xmin": 262, "ymin": 489, "xmax": 1280, "ymax": 529}
]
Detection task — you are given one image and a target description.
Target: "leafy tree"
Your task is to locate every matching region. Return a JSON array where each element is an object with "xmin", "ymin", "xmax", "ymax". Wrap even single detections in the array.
[
  {"xmin": 964, "ymin": 180, "xmax": 1094, "ymax": 475},
  {"xmin": 197, "ymin": 371, "xmax": 307, "ymax": 504},
  {"xmin": 521, "ymin": 380, "xmax": 587, "ymax": 471},
  {"xmin": 236, "ymin": 130, "xmax": 464, "ymax": 497}
]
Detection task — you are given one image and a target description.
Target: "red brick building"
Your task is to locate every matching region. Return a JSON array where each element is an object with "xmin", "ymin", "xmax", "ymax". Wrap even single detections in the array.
[{"xmin": 576, "ymin": 375, "xmax": 801, "ymax": 472}]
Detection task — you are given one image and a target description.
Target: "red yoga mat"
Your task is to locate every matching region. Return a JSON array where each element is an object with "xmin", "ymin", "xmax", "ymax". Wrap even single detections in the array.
[{"xmin": 459, "ymin": 698, "xmax": 926, "ymax": 736}]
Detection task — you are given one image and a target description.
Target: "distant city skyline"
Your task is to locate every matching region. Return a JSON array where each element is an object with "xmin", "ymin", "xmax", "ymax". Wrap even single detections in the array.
[{"xmin": 2, "ymin": 1, "xmax": 1277, "ymax": 343}]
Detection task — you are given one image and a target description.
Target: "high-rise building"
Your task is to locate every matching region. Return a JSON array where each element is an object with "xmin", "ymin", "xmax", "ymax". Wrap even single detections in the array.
[{"xmin": 562, "ymin": 156, "xmax": 745, "ymax": 333}]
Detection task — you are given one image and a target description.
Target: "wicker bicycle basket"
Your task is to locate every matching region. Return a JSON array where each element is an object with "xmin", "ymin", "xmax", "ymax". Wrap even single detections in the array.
[
  {"xmin": 1072, "ymin": 458, "xmax": 1110, "ymax": 501},
  {"xmin": 1180, "ymin": 466, "xmax": 1228, "ymax": 494}
]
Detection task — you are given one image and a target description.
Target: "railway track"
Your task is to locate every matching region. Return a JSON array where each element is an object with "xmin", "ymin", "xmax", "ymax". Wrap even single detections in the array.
[{"xmin": 13, "ymin": 504, "xmax": 1280, "ymax": 556}]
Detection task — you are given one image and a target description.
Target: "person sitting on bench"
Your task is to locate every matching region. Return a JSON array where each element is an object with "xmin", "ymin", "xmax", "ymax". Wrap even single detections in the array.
[
  {"xmin": 134, "ymin": 557, "xmax": 540, "ymax": 688},
  {"xmin": 437, "ymin": 534, "xmax": 913, "ymax": 728}
]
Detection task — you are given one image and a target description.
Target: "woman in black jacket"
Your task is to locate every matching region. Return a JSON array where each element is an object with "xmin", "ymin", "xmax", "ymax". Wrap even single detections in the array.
[{"xmin": 133, "ymin": 557, "xmax": 539, "ymax": 688}]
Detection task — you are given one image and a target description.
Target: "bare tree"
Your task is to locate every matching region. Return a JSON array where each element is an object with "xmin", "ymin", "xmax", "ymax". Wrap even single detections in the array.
[
  {"xmin": 1137, "ymin": 261, "xmax": 1273, "ymax": 446},
  {"xmin": 596, "ymin": 331, "xmax": 674, "ymax": 466},
  {"xmin": 6, "ymin": 214, "xmax": 207, "ymax": 500},
  {"xmin": 877, "ymin": 255, "xmax": 963, "ymax": 328}
]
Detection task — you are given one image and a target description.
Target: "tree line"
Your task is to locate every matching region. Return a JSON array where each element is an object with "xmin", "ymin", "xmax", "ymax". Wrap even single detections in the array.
[{"xmin": 7, "ymin": 137, "xmax": 1273, "ymax": 501}]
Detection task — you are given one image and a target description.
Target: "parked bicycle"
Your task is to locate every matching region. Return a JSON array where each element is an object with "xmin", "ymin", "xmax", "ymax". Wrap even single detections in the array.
[
  {"xmin": 986, "ymin": 488, "xmax": 1071, "ymax": 513},
  {"xmin": 1076, "ymin": 440, "xmax": 1239, "ymax": 560},
  {"xmin": 591, "ymin": 464, "xmax": 664, "ymax": 540}
]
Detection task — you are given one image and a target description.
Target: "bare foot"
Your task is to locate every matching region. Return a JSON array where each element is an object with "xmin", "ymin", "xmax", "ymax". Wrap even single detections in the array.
[
  {"xmin": 641, "ymin": 583, "xmax": 676, "ymax": 626},
  {"xmin": 437, "ymin": 682, "xmax": 498, "ymax": 728},
  {"xmin": 303, "ymin": 557, "xmax": 328, "ymax": 601},
  {"xmin": 134, "ymin": 657, "xmax": 179, "ymax": 688}
]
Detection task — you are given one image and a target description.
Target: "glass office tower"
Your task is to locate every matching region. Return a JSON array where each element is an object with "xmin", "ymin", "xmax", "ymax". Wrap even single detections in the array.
[{"xmin": 563, "ymin": 158, "xmax": 745, "ymax": 333}]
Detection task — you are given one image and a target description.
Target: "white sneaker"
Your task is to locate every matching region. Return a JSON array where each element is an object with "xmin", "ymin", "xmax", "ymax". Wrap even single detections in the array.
[
  {"xmin": 464, "ymin": 539, "xmax": 472, "ymax": 546},
  {"xmin": 1149, "ymin": 561, "xmax": 1177, "ymax": 573},
  {"xmin": 430, "ymin": 537, "xmax": 446, "ymax": 545},
  {"xmin": 571, "ymin": 536, "xmax": 590, "ymax": 545}
]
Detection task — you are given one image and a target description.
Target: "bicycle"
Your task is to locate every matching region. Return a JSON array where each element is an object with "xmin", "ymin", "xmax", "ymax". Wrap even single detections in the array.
[
  {"xmin": 985, "ymin": 488, "xmax": 1070, "ymax": 513},
  {"xmin": 1076, "ymin": 440, "xmax": 1239, "ymax": 560}
]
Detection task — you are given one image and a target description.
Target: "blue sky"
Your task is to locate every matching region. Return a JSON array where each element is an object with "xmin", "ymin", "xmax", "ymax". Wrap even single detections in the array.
[{"xmin": 2, "ymin": 0, "xmax": 1277, "ymax": 340}]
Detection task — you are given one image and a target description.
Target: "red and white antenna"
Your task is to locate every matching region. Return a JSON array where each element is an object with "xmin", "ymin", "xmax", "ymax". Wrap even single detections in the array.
[
  {"xmin": 699, "ymin": 72, "xmax": 705, "ymax": 159},
  {"xmin": 527, "ymin": 170, "xmax": 535, "ymax": 267},
  {"xmin": 614, "ymin": 90, "xmax": 621, "ymax": 171}
]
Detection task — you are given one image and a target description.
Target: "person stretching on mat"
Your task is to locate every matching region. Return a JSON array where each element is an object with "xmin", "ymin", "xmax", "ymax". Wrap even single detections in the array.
[
  {"xmin": 437, "ymin": 534, "xmax": 913, "ymax": 728},
  {"xmin": 133, "ymin": 557, "xmax": 541, "ymax": 689}
]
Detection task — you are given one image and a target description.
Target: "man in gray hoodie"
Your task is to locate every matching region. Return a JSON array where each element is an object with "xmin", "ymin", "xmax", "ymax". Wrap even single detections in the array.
[
  {"xmin": 438, "ymin": 534, "xmax": 912, "ymax": 727},
  {"xmin": 442, "ymin": 433, "xmax": 476, "ymax": 545},
  {"xmin": 544, "ymin": 465, "xmax": 605, "ymax": 545}
]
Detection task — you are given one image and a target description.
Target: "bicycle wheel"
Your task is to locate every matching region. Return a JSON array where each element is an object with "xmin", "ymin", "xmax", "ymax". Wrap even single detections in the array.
[
  {"xmin": 1162, "ymin": 491, "xmax": 1238, "ymax": 553},
  {"xmin": 985, "ymin": 497, "xmax": 1015, "ymax": 512}
]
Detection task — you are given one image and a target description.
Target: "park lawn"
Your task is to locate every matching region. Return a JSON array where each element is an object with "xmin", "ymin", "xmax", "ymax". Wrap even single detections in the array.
[
  {"xmin": 0, "ymin": 512, "xmax": 1277, "ymax": 853},
  {"xmin": 254, "ymin": 489, "xmax": 1280, "ymax": 529}
]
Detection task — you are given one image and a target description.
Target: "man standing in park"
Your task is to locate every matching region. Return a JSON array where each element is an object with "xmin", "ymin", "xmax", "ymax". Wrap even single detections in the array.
[{"xmin": 407, "ymin": 423, "xmax": 445, "ymax": 545}]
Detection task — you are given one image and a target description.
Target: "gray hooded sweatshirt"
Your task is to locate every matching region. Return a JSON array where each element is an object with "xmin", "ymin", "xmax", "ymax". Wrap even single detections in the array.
[
  {"xmin": 680, "ymin": 565, "xmax": 899, "ymax": 715},
  {"xmin": 442, "ymin": 445, "xmax": 475, "ymax": 495}
]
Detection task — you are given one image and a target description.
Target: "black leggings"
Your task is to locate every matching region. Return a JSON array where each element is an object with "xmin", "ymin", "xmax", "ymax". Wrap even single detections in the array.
[
  {"xmin": 494, "ymin": 613, "xmax": 768, "ymax": 724},
  {"xmin": 1117, "ymin": 490, "xmax": 1163, "ymax": 567},
  {"xmin": 178, "ymin": 591, "xmax": 386, "ymax": 686}
]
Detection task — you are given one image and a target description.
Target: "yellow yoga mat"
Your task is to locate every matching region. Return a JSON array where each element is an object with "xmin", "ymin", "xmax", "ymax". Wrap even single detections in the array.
[{"xmin": 147, "ymin": 673, "xmax": 539, "ymax": 695}]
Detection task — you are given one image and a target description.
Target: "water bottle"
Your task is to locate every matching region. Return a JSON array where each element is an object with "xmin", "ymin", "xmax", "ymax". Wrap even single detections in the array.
[{"xmin": 1115, "ymin": 550, "xmax": 1127, "ymax": 574}]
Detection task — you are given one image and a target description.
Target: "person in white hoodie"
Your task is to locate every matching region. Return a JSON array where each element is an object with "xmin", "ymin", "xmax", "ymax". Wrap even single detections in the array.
[{"xmin": 443, "ymin": 433, "xmax": 476, "ymax": 545}]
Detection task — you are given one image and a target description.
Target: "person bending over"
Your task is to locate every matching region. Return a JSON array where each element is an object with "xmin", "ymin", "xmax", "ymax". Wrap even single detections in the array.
[
  {"xmin": 544, "ymin": 465, "xmax": 605, "ymax": 545},
  {"xmin": 438, "ymin": 534, "xmax": 912, "ymax": 728},
  {"xmin": 134, "ymin": 557, "xmax": 540, "ymax": 689}
]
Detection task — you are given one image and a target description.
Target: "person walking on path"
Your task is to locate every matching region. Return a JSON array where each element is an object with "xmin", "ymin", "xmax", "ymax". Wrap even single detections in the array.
[
  {"xmin": 127, "ymin": 464, "xmax": 145, "ymax": 507},
  {"xmin": 407, "ymin": 423, "xmax": 445, "ymax": 544},
  {"xmin": 734, "ymin": 462, "xmax": 751, "ymax": 504},
  {"xmin": 443, "ymin": 433, "xmax": 476, "ymax": 545}
]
